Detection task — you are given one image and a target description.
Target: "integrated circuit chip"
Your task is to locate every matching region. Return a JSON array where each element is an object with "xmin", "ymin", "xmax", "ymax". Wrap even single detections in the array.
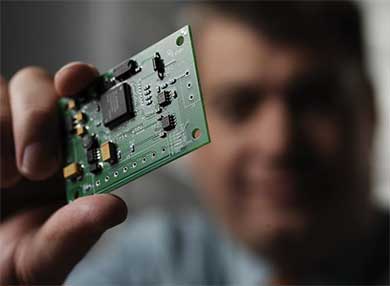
[
  {"xmin": 157, "ymin": 90, "xmax": 171, "ymax": 107},
  {"xmin": 161, "ymin": 115, "xmax": 175, "ymax": 131},
  {"xmin": 87, "ymin": 148, "xmax": 99, "ymax": 163},
  {"xmin": 101, "ymin": 83, "xmax": 134, "ymax": 129}
]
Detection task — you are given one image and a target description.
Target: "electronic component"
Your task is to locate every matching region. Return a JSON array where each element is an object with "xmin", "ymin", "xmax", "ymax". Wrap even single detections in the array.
[
  {"xmin": 100, "ymin": 82, "xmax": 134, "ymax": 129},
  {"xmin": 63, "ymin": 162, "xmax": 82, "ymax": 179},
  {"xmin": 87, "ymin": 148, "xmax": 99, "ymax": 163},
  {"xmin": 157, "ymin": 90, "xmax": 171, "ymax": 107},
  {"xmin": 75, "ymin": 125, "xmax": 86, "ymax": 137},
  {"xmin": 129, "ymin": 144, "xmax": 135, "ymax": 153},
  {"xmin": 161, "ymin": 115, "xmax": 175, "ymax": 131},
  {"xmin": 73, "ymin": 111, "xmax": 85, "ymax": 123},
  {"xmin": 59, "ymin": 25, "xmax": 210, "ymax": 201},
  {"xmin": 152, "ymin": 52, "xmax": 165, "ymax": 79},
  {"xmin": 89, "ymin": 162, "xmax": 101, "ymax": 174},
  {"xmin": 101, "ymin": 141, "xmax": 117, "ymax": 164},
  {"xmin": 67, "ymin": 99, "xmax": 76, "ymax": 110},
  {"xmin": 113, "ymin": 59, "xmax": 139, "ymax": 81}
]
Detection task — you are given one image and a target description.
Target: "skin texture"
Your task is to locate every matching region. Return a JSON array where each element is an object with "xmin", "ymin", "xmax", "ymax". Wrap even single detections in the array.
[
  {"xmin": 0, "ymin": 63, "xmax": 128, "ymax": 284},
  {"xmin": 190, "ymin": 16, "xmax": 375, "ymax": 278}
]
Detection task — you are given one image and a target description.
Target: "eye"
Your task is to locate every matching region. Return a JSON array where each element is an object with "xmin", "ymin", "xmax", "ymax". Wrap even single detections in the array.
[
  {"xmin": 209, "ymin": 85, "xmax": 264, "ymax": 124},
  {"xmin": 287, "ymin": 70, "xmax": 341, "ymax": 115}
]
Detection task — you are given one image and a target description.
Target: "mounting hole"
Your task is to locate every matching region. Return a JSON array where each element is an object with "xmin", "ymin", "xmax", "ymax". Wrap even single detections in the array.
[
  {"xmin": 185, "ymin": 70, "xmax": 190, "ymax": 76},
  {"xmin": 176, "ymin": 35, "xmax": 184, "ymax": 46},
  {"xmin": 114, "ymin": 171, "xmax": 119, "ymax": 177},
  {"xmin": 187, "ymin": 82, "xmax": 192, "ymax": 88},
  {"xmin": 105, "ymin": 176, "xmax": 110, "ymax": 182},
  {"xmin": 162, "ymin": 147, "xmax": 166, "ymax": 153},
  {"xmin": 96, "ymin": 180, "xmax": 100, "ymax": 186},
  {"xmin": 188, "ymin": 94, "xmax": 194, "ymax": 101},
  {"xmin": 123, "ymin": 167, "xmax": 128, "ymax": 173},
  {"xmin": 142, "ymin": 157, "xmax": 146, "ymax": 163},
  {"xmin": 151, "ymin": 152, "xmax": 156, "ymax": 158},
  {"xmin": 192, "ymin": 128, "xmax": 202, "ymax": 140},
  {"xmin": 132, "ymin": 162, "xmax": 137, "ymax": 168}
]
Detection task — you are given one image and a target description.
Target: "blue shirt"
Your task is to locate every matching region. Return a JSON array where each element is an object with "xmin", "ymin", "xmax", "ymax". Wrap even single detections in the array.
[{"xmin": 67, "ymin": 210, "xmax": 271, "ymax": 285}]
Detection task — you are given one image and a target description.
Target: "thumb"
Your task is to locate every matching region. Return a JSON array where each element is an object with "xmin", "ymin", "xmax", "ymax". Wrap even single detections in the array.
[{"xmin": 16, "ymin": 194, "xmax": 127, "ymax": 284}]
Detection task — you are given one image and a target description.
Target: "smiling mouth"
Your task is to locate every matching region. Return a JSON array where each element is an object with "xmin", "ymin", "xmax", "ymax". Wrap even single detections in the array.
[{"xmin": 240, "ymin": 171, "xmax": 299, "ymax": 207}]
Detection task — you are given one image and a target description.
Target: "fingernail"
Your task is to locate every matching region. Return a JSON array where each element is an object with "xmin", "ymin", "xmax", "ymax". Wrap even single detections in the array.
[{"xmin": 22, "ymin": 141, "xmax": 59, "ymax": 180}]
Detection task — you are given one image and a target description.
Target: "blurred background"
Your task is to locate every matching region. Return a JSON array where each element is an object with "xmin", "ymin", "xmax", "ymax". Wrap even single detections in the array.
[{"xmin": 1, "ymin": 0, "xmax": 389, "ymax": 209}]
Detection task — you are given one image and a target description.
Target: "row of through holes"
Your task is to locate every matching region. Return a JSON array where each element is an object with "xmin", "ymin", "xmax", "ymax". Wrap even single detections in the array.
[
  {"xmin": 185, "ymin": 70, "xmax": 192, "ymax": 92},
  {"xmin": 95, "ymin": 128, "xmax": 201, "ymax": 187},
  {"xmin": 95, "ymin": 149, "xmax": 164, "ymax": 186}
]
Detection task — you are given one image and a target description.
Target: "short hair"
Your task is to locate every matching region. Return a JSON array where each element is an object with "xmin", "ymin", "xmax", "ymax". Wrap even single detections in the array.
[
  {"xmin": 180, "ymin": 1, "xmax": 366, "ymax": 64},
  {"xmin": 179, "ymin": 1, "xmax": 375, "ymax": 123}
]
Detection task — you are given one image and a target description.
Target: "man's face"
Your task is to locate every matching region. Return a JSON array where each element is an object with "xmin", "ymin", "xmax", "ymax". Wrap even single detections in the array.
[{"xmin": 191, "ymin": 17, "xmax": 372, "ymax": 256}]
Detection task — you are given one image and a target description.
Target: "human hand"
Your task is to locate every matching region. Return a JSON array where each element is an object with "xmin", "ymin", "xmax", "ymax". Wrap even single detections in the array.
[{"xmin": 0, "ymin": 63, "xmax": 127, "ymax": 284}]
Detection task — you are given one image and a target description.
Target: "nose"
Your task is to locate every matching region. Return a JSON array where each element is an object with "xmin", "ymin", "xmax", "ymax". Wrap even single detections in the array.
[{"xmin": 246, "ymin": 96, "xmax": 292, "ymax": 159}]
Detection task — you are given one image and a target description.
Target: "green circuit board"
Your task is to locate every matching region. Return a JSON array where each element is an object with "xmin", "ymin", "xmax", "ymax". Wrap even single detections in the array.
[{"xmin": 59, "ymin": 25, "xmax": 210, "ymax": 202}]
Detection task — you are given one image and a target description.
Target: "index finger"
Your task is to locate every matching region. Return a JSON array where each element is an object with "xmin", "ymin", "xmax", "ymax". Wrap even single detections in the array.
[
  {"xmin": 54, "ymin": 62, "xmax": 99, "ymax": 97},
  {"xmin": 0, "ymin": 76, "xmax": 21, "ymax": 187},
  {"xmin": 9, "ymin": 67, "xmax": 61, "ymax": 180}
]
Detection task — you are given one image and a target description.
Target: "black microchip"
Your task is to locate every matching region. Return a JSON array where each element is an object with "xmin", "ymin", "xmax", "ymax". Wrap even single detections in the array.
[
  {"xmin": 89, "ymin": 163, "xmax": 101, "ymax": 174},
  {"xmin": 101, "ymin": 83, "xmax": 134, "ymax": 129},
  {"xmin": 113, "ymin": 59, "xmax": 138, "ymax": 81},
  {"xmin": 157, "ymin": 90, "xmax": 171, "ymax": 107},
  {"xmin": 86, "ymin": 148, "xmax": 99, "ymax": 163},
  {"xmin": 161, "ymin": 114, "xmax": 175, "ymax": 131}
]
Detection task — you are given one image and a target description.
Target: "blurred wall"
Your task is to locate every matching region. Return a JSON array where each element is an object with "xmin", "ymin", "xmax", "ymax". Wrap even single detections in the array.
[
  {"xmin": 1, "ymin": 1, "xmax": 389, "ymax": 209},
  {"xmin": 360, "ymin": 0, "xmax": 390, "ymax": 208},
  {"xmin": 1, "ymin": 2, "xmax": 179, "ymax": 76}
]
